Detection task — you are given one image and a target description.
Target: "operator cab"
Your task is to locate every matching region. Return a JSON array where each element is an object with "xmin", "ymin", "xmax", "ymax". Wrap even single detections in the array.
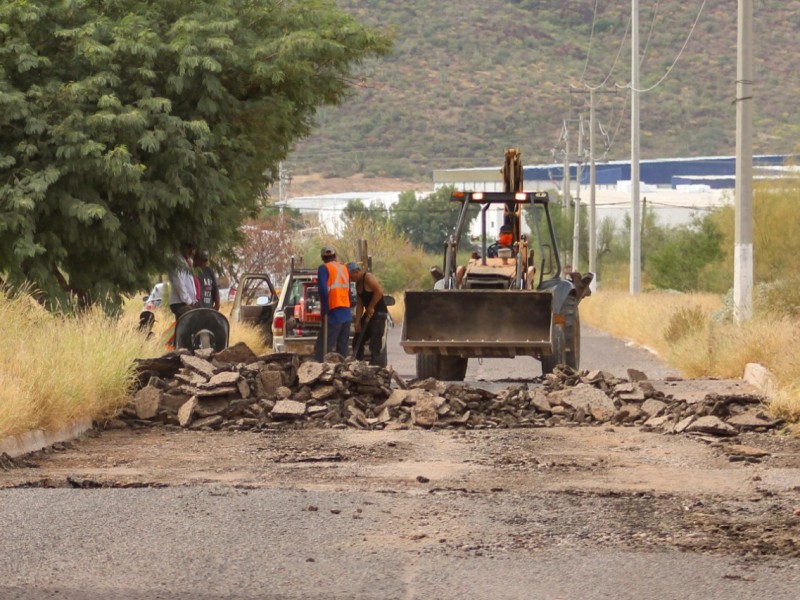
[{"xmin": 447, "ymin": 191, "xmax": 558, "ymax": 290}]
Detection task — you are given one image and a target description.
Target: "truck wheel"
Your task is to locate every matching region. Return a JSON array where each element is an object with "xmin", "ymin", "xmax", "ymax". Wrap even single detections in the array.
[
  {"xmin": 439, "ymin": 356, "xmax": 468, "ymax": 381},
  {"xmin": 540, "ymin": 325, "xmax": 565, "ymax": 375},
  {"xmin": 563, "ymin": 297, "xmax": 581, "ymax": 370},
  {"xmin": 416, "ymin": 354, "xmax": 440, "ymax": 379}
]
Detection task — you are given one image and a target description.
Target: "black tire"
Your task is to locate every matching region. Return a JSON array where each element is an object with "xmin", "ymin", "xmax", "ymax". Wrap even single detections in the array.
[
  {"xmin": 540, "ymin": 325, "xmax": 566, "ymax": 375},
  {"xmin": 416, "ymin": 354, "xmax": 440, "ymax": 379},
  {"xmin": 562, "ymin": 296, "xmax": 581, "ymax": 370},
  {"xmin": 439, "ymin": 356, "xmax": 468, "ymax": 381}
]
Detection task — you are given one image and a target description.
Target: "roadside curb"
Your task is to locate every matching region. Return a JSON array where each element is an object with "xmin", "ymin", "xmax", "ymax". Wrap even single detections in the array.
[
  {"xmin": 0, "ymin": 418, "xmax": 93, "ymax": 459},
  {"xmin": 743, "ymin": 363, "xmax": 776, "ymax": 398}
]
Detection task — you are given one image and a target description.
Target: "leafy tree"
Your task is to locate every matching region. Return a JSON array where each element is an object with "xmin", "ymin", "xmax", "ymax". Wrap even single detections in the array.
[
  {"xmin": 341, "ymin": 199, "xmax": 388, "ymax": 225},
  {"xmin": 646, "ymin": 215, "xmax": 724, "ymax": 291},
  {"xmin": 0, "ymin": 0, "xmax": 390, "ymax": 309},
  {"xmin": 391, "ymin": 186, "xmax": 468, "ymax": 253},
  {"xmin": 260, "ymin": 203, "xmax": 303, "ymax": 229}
]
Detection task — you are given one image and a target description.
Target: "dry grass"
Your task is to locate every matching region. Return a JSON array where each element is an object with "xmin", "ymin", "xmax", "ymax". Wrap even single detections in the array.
[
  {"xmin": 0, "ymin": 292, "xmax": 162, "ymax": 440},
  {"xmin": 581, "ymin": 290, "xmax": 800, "ymax": 418},
  {"xmin": 0, "ymin": 293, "xmax": 275, "ymax": 441}
]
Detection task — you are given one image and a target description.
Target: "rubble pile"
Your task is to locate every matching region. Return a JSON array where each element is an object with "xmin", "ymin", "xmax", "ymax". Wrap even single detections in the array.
[{"xmin": 118, "ymin": 343, "xmax": 780, "ymax": 436}]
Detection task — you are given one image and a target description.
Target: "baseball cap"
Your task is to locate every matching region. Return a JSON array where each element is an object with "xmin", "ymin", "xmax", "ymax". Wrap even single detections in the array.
[
  {"xmin": 347, "ymin": 261, "xmax": 362, "ymax": 273},
  {"xmin": 321, "ymin": 246, "xmax": 336, "ymax": 258}
]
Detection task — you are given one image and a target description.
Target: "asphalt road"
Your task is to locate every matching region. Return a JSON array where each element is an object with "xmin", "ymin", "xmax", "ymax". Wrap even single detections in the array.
[
  {"xmin": 2, "ymin": 486, "xmax": 799, "ymax": 600},
  {"xmin": 388, "ymin": 319, "xmax": 680, "ymax": 384},
  {"xmin": 2, "ymin": 321, "xmax": 799, "ymax": 600}
]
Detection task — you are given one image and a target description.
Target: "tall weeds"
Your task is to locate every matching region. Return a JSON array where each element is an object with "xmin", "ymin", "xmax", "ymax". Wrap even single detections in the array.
[
  {"xmin": 581, "ymin": 290, "xmax": 800, "ymax": 417},
  {"xmin": 0, "ymin": 291, "xmax": 161, "ymax": 440}
]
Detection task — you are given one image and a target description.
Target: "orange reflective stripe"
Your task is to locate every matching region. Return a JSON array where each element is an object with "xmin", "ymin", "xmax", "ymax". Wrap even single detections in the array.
[{"xmin": 325, "ymin": 262, "xmax": 350, "ymax": 309}]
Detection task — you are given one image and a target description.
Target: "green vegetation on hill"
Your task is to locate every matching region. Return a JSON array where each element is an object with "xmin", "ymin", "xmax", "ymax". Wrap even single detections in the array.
[{"xmin": 289, "ymin": 0, "xmax": 800, "ymax": 179}]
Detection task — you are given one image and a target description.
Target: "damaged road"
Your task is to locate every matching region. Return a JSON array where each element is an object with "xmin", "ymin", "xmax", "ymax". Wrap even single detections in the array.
[{"xmin": 1, "ymin": 325, "xmax": 799, "ymax": 600}]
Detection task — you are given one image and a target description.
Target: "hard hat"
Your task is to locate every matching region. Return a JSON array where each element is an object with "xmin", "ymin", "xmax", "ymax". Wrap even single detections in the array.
[
  {"xmin": 347, "ymin": 261, "xmax": 362, "ymax": 273},
  {"xmin": 321, "ymin": 246, "xmax": 336, "ymax": 258}
]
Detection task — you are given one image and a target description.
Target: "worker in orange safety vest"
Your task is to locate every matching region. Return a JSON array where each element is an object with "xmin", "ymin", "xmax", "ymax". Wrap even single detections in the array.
[{"xmin": 314, "ymin": 245, "xmax": 352, "ymax": 361}]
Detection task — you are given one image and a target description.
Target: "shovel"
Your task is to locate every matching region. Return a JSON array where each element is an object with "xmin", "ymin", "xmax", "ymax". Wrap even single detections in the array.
[{"xmin": 352, "ymin": 313, "xmax": 372, "ymax": 358}]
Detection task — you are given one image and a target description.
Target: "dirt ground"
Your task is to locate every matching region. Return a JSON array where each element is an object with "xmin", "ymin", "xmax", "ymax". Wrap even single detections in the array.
[
  {"xmin": 287, "ymin": 174, "xmax": 429, "ymax": 197},
  {"xmin": 4, "ymin": 421, "xmax": 800, "ymax": 560}
]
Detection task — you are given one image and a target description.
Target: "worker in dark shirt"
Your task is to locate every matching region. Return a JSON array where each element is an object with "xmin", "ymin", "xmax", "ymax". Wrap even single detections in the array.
[
  {"xmin": 347, "ymin": 261, "xmax": 389, "ymax": 367},
  {"xmin": 194, "ymin": 250, "xmax": 220, "ymax": 311}
]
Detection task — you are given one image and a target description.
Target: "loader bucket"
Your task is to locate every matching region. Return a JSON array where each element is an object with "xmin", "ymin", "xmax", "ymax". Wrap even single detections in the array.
[{"xmin": 401, "ymin": 290, "xmax": 554, "ymax": 358}]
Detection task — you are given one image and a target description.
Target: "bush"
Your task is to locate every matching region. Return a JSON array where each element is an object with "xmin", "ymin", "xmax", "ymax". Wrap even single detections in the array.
[{"xmin": 663, "ymin": 305, "xmax": 708, "ymax": 345}]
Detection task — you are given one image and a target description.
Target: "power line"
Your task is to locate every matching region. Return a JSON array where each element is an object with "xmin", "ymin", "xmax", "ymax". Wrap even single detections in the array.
[
  {"xmin": 578, "ymin": 0, "xmax": 601, "ymax": 84},
  {"xmin": 640, "ymin": 0, "xmax": 661, "ymax": 64},
  {"xmin": 584, "ymin": 15, "xmax": 631, "ymax": 91},
  {"xmin": 621, "ymin": 0, "xmax": 708, "ymax": 94}
]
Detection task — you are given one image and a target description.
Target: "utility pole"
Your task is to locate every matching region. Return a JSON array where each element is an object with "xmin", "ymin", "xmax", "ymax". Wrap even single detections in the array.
[
  {"xmin": 630, "ymin": 0, "xmax": 642, "ymax": 295},
  {"xmin": 570, "ymin": 86, "xmax": 616, "ymax": 280},
  {"xmin": 572, "ymin": 115, "xmax": 584, "ymax": 272},
  {"xmin": 734, "ymin": 0, "xmax": 753, "ymax": 323},
  {"xmin": 278, "ymin": 161, "xmax": 285, "ymax": 203},
  {"xmin": 589, "ymin": 89, "xmax": 597, "ymax": 279},
  {"xmin": 562, "ymin": 120, "xmax": 571, "ymax": 219}
]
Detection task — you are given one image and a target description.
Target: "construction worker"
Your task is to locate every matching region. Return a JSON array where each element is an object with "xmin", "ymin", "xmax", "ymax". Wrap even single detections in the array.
[
  {"xmin": 347, "ymin": 262, "xmax": 389, "ymax": 367},
  {"xmin": 194, "ymin": 250, "xmax": 221, "ymax": 311},
  {"xmin": 168, "ymin": 241, "xmax": 198, "ymax": 317},
  {"xmin": 314, "ymin": 246, "xmax": 352, "ymax": 361}
]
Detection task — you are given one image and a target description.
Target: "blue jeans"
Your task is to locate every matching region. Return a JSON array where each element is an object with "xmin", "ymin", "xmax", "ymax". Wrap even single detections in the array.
[{"xmin": 314, "ymin": 320, "xmax": 351, "ymax": 362}]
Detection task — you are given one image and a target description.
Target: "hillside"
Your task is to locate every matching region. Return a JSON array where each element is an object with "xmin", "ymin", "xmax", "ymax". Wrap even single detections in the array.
[{"xmin": 285, "ymin": 0, "xmax": 800, "ymax": 185}]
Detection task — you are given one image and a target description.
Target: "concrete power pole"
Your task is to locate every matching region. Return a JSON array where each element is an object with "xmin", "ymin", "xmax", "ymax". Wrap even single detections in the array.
[
  {"xmin": 589, "ymin": 90, "xmax": 597, "ymax": 279},
  {"xmin": 278, "ymin": 161, "xmax": 285, "ymax": 203},
  {"xmin": 734, "ymin": 0, "xmax": 753, "ymax": 323},
  {"xmin": 572, "ymin": 115, "xmax": 584, "ymax": 272},
  {"xmin": 562, "ymin": 120, "xmax": 571, "ymax": 219},
  {"xmin": 570, "ymin": 86, "xmax": 616, "ymax": 281},
  {"xmin": 630, "ymin": 0, "xmax": 642, "ymax": 295}
]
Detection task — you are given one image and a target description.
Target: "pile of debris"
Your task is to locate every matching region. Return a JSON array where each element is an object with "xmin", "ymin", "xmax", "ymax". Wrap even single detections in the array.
[{"xmin": 117, "ymin": 343, "xmax": 780, "ymax": 436}]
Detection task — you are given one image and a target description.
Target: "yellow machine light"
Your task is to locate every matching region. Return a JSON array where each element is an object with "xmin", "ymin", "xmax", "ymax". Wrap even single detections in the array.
[
  {"xmin": 553, "ymin": 314, "xmax": 566, "ymax": 326},
  {"xmin": 515, "ymin": 193, "xmax": 527, "ymax": 201},
  {"xmin": 452, "ymin": 191, "xmax": 466, "ymax": 198},
  {"xmin": 472, "ymin": 192, "xmax": 484, "ymax": 200}
]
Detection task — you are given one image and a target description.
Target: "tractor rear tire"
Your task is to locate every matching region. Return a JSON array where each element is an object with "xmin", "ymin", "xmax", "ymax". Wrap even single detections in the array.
[
  {"xmin": 416, "ymin": 354, "xmax": 440, "ymax": 379},
  {"xmin": 439, "ymin": 356, "xmax": 468, "ymax": 381},
  {"xmin": 540, "ymin": 325, "xmax": 565, "ymax": 375},
  {"xmin": 563, "ymin": 296, "xmax": 581, "ymax": 370}
]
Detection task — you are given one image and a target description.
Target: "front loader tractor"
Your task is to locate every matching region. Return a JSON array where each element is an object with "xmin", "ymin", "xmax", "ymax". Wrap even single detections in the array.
[{"xmin": 401, "ymin": 150, "xmax": 592, "ymax": 380}]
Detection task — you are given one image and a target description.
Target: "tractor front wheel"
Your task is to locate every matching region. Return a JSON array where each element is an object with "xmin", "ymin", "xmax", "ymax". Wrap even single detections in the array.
[{"xmin": 540, "ymin": 325, "xmax": 566, "ymax": 375}]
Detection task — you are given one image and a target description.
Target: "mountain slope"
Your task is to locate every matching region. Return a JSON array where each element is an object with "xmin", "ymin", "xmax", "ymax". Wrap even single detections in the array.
[{"xmin": 288, "ymin": 0, "xmax": 800, "ymax": 180}]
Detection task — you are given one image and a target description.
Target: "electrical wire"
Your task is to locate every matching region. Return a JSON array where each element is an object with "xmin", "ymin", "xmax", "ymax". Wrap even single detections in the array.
[
  {"xmin": 602, "ymin": 86, "xmax": 630, "ymax": 156},
  {"xmin": 584, "ymin": 15, "xmax": 631, "ymax": 91},
  {"xmin": 640, "ymin": 0, "xmax": 661, "ymax": 65},
  {"xmin": 578, "ymin": 0, "xmax": 601, "ymax": 84},
  {"xmin": 621, "ymin": 0, "xmax": 708, "ymax": 94}
]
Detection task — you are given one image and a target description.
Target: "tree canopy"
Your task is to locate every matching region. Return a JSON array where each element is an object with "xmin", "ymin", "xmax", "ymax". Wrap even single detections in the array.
[
  {"xmin": 391, "ymin": 186, "xmax": 467, "ymax": 254},
  {"xmin": 0, "ymin": 0, "xmax": 390, "ymax": 308}
]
